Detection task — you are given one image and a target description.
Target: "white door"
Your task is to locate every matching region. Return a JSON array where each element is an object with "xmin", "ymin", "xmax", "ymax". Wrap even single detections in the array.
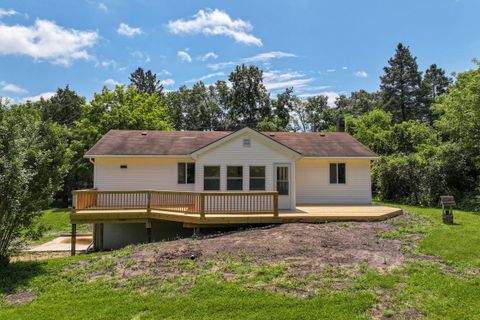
[{"xmin": 274, "ymin": 164, "xmax": 291, "ymax": 209}]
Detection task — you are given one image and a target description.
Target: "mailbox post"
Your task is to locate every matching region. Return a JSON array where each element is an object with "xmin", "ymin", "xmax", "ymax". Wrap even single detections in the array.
[{"xmin": 440, "ymin": 196, "xmax": 455, "ymax": 225}]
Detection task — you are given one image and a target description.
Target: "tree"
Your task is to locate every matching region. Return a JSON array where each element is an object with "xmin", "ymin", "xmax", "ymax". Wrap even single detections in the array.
[
  {"xmin": 346, "ymin": 90, "xmax": 381, "ymax": 116},
  {"xmin": 290, "ymin": 96, "xmax": 308, "ymax": 132},
  {"xmin": 380, "ymin": 43, "xmax": 423, "ymax": 122},
  {"xmin": 72, "ymin": 85, "xmax": 173, "ymax": 190},
  {"xmin": 129, "ymin": 67, "xmax": 163, "ymax": 96},
  {"xmin": 271, "ymin": 88, "xmax": 294, "ymax": 130},
  {"xmin": 304, "ymin": 95, "xmax": 335, "ymax": 131},
  {"xmin": 36, "ymin": 86, "xmax": 85, "ymax": 127},
  {"xmin": 421, "ymin": 64, "xmax": 452, "ymax": 123},
  {"xmin": 0, "ymin": 104, "xmax": 71, "ymax": 265},
  {"xmin": 227, "ymin": 64, "xmax": 271, "ymax": 129}
]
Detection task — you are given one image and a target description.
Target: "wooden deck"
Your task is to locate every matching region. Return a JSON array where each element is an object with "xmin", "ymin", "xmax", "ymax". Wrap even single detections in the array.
[{"xmin": 71, "ymin": 205, "xmax": 402, "ymax": 225}]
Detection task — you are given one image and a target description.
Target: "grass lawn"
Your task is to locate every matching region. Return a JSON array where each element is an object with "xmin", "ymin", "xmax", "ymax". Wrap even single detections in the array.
[
  {"xmin": 1, "ymin": 203, "xmax": 480, "ymax": 319},
  {"xmin": 31, "ymin": 208, "xmax": 90, "ymax": 245}
]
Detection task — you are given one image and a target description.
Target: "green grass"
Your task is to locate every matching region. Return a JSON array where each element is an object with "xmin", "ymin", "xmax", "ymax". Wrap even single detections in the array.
[
  {"xmin": 1, "ymin": 203, "xmax": 480, "ymax": 319},
  {"xmin": 31, "ymin": 208, "xmax": 89, "ymax": 244}
]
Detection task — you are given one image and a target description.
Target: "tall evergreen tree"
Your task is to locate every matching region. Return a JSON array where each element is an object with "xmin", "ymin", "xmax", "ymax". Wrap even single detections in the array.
[
  {"xmin": 380, "ymin": 43, "xmax": 422, "ymax": 122},
  {"xmin": 129, "ymin": 67, "xmax": 163, "ymax": 96},
  {"xmin": 421, "ymin": 64, "xmax": 452, "ymax": 123},
  {"xmin": 36, "ymin": 86, "xmax": 85, "ymax": 127},
  {"xmin": 227, "ymin": 64, "xmax": 271, "ymax": 129}
]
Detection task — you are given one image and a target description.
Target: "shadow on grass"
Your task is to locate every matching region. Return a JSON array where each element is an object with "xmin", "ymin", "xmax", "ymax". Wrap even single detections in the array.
[{"xmin": 0, "ymin": 260, "xmax": 47, "ymax": 294}]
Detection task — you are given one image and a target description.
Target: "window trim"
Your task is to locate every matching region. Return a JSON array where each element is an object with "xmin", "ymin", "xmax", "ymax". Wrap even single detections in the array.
[
  {"xmin": 275, "ymin": 164, "xmax": 290, "ymax": 196},
  {"xmin": 227, "ymin": 165, "xmax": 243, "ymax": 191},
  {"xmin": 177, "ymin": 162, "xmax": 195, "ymax": 184},
  {"xmin": 203, "ymin": 165, "xmax": 221, "ymax": 191},
  {"xmin": 249, "ymin": 166, "xmax": 266, "ymax": 191},
  {"xmin": 329, "ymin": 162, "xmax": 346, "ymax": 185}
]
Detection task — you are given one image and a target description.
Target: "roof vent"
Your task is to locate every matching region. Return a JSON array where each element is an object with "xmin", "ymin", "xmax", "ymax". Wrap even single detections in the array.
[
  {"xmin": 320, "ymin": 132, "xmax": 326, "ymax": 137},
  {"xmin": 269, "ymin": 134, "xmax": 275, "ymax": 137},
  {"xmin": 141, "ymin": 131, "xmax": 147, "ymax": 136},
  {"xmin": 243, "ymin": 138, "xmax": 251, "ymax": 147}
]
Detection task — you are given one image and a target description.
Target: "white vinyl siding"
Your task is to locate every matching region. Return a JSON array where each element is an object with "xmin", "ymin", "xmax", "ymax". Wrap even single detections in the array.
[
  {"xmin": 295, "ymin": 158, "xmax": 372, "ymax": 204},
  {"xmin": 94, "ymin": 157, "xmax": 195, "ymax": 191}
]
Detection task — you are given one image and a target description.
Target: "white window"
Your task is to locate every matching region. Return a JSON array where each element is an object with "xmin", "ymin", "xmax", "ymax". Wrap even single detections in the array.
[
  {"xmin": 178, "ymin": 163, "xmax": 195, "ymax": 184},
  {"xmin": 329, "ymin": 163, "xmax": 346, "ymax": 184}
]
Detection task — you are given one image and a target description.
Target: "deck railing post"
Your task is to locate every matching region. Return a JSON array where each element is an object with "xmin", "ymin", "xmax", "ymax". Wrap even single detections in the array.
[
  {"xmin": 71, "ymin": 224, "xmax": 76, "ymax": 256},
  {"xmin": 200, "ymin": 193, "xmax": 205, "ymax": 219},
  {"xmin": 147, "ymin": 191, "xmax": 151, "ymax": 215},
  {"xmin": 273, "ymin": 192, "xmax": 279, "ymax": 217}
]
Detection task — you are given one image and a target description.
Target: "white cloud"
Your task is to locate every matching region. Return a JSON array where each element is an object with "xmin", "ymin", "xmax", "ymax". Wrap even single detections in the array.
[
  {"xmin": 117, "ymin": 23, "xmax": 142, "ymax": 37},
  {"xmin": 177, "ymin": 50, "xmax": 192, "ymax": 62},
  {"xmin": 198, "ymin": 51, "xmax": 218, "ymax": 61},
  {"xmin": 185, "ymin": 72, "xmax": 225, "ymax": 83},
  {"xmin": 354, "ymin": 70, "xmax": 368, "ymax": 78},
  {"xmin": 103, "ymin": 78, "xmax": 120, "ymax": 87},
  {"xmin": 96, "ymin": 59, "xmax": 117, "ymax": 68},
  {"xmin": 160, "ymin": 79, "xmax": 175, "ymax": 87},
  {"xmin": 1, "ymin": 82, "xmax": 28, "ymax": 94},
  {"xmin": 157, "ymin": 69, "xmax": 171, "ymax": 76},
  {"xmin": 298, "ymin": 91, "xmax": 340, "ymax": 107},
  {"xmin": 21, "ymin": 91, "xmax": 55, "ymax": 102},
  {"xmin": 242, "ymin": 51, "xmax": 297, "ymax": 63},
  {"xmin": 168, "ymin": 9, "xmax": 262, "ymax": 46},
  {"xmin": 263, "ymin": 70, "xmax": 313, "ymax": 91},
  {"xmin": 0, "ymin": 8, "xmax": 18, "ymax": 18},
  {"xmin": 342, "ymin": 66, "xmax": 348, "ymax": 70},
  {"xmin": 326, "ymin": 69, "xmax": 336, "ymax": 73},
  {"xmin": 131, "ymin": 50, "xmax": 150, "ymax": 63},
  {"xmin": 0, "ymin": 19, "xmax": 98, "ymax": 66},
  {"xmin": 98, "ymin": 3, "xmax": 108, "ymax": 13},
  {"xmin": 207, "ymin": 51, "xmax": 297, "ymax": 70}
]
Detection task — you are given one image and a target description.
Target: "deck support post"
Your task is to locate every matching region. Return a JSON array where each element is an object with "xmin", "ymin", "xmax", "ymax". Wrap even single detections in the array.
[
  {"xmin": 146, "ymin": 221, "xmax": 152, "ymax": 243},
  {"xmin": 94, "ymin": 223, "xmax": 104, "ymax": 251},
  {"xmin": 71, "ymin": 224, "xmax": 77, "ymax": 256},
  {"xmin": 192, "ymin": 227, "xmax": 201, "ymax": 238},
  {"xmin": 199, "ymin": 194, "xmax": 205, "ymax": 219},
  {"xmin": 273, "ymin": 193, "xmax": 279, "ymax": 217}
]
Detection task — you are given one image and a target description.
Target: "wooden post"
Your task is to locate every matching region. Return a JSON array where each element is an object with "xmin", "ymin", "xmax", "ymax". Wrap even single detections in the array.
[
  {"xmin": 147, "ymin": 191, "xmax": 151, "ymax": 214},
  {"xmin": 200, "ymin": 193, "xmax": 205, "ymax": 219},
  {"xmin": 71, "ymin": 224, "xmax": 76, "ymax": 256},
  {"xmin": 146, "ymin": 221, "xmax": 152, "ymax": 243},
  {"xmin": 98, "ymin": 223, "xmax": 104, "ymax": 251},
  {"xmin": 273, "ymin": 193, "xmax": 279, "ymax": 217}
]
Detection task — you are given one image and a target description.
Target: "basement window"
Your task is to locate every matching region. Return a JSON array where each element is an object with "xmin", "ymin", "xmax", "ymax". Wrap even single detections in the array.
[
  {"xmin": 178, "ymin": 163, "xmax": 195, "ymax": 184},
  {"xmin": 329, "ymin": 163, "xmax": 346, "ymax": 184}
]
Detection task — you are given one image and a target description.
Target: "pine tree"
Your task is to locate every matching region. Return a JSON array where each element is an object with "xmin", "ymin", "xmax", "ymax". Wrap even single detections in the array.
[
  {"xmin": 129, "ymin": 67, "xmax": 163, "ymax": 96},
  {"xmin": 380, "ymin": 43, "xmax": 422, "ymax": 122},
  {"xmin": 421, "ymin": 64, "xmax": 452, "ymax": 123}
]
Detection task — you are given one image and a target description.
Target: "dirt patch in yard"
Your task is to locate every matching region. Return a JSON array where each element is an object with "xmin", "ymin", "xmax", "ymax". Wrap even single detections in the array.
[
  {"xmin": 4, "ymin": 291, "xmax": 36, "ymax": 305},
  {"xmin": 131, "ymin": 215, "xmax": 410, "ymax": 274}
]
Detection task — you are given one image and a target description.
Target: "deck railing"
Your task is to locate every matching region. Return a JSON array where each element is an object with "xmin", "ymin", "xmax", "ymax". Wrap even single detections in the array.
[{"xmin": 73, "ymin": 189, "xmax": 279, "ymax": 217}]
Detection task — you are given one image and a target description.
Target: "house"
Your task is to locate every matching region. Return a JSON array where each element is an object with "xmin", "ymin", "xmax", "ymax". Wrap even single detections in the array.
[{"xmin": 71, "ymin": 127, "xmax": 401, "ymax": 251}]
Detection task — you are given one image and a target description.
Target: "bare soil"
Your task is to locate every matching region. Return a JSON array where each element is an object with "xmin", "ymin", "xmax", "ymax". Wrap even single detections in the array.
[
  {"xmin": 131, "ymin": 215, "xmax": 410, "ymax": 274},
  {"xmin": 4, "ymin": 291, "xmax": 36, "ymax": 305}
]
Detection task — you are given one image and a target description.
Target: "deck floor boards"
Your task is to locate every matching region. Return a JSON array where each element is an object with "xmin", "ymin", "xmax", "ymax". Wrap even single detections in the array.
[{"xmin": 71, "ymin": 205, "xmax": 402, "ymax": 224}]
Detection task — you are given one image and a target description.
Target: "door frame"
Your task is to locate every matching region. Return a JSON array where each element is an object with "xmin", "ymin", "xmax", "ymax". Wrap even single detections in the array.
[{"xmin": 274, "ymin": 163, "xmax": 292, "ymax": 209}]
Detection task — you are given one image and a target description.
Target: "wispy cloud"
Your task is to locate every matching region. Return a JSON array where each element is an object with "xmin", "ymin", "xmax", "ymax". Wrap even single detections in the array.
[
  {"xmin": 117, "ymin": 23, "xmax": 142, "ymax": 37},
  {"xmin": 198, "ymin": 51, "xmax": 218, "ymax": 61},
  {"xmin": 21, "ymin": 91, "xmax": 55, "ymax": 102},
  {"xmin": 326, "ymin": 69, "xmax": 336, "ymax": 73},
  {"xmin": 160, "ymin": 79, "xmax": 175, "ymax": 87},
  {"xmin": 263, "ymin": 70, "xmax": 313, "ymax": 91},
  {"xmin": 131, "ymin": 50, "xmax": 150, "ymax": 63},
  {"xmin": 354, "ymin": 70, "xmax": 368, "ymax": 78},
  {"xmin": 158, "ymin": 69, "xmax": 171, "ymax": 76},
  {"xmin": 177, "ymin": 50, "xmax": 192, "ymax": 63},
  {"xmin": 185, "ymin": 72, "xmax": 225, "ymax": 83},
  {"xmin": 342, "ymin": 66, "xmax": 348, "ymax": 70},
  {"xmin": 96, "ymin": 59, "xmax": 117, "ymax": 68},
  {"xmin": 0, "ymin": 8, "xmax": 18, "ymax": 18},
  {"xmin": 208, "ymin": 51, "xmax": 297, "ymax": 70},
  {"xmin": 98, "ymin": 3, "xmax": 108, "ymax": 13},
  {"xmin": 168, "ymin": 9, "xmax": 262, "ymax": 46},
  {"xmin": 0, "ymin": 82, "xmax": 28, "ymax": 94},
  {"xmin": 0, "ymin": 19, "xmax": 98, "ymax": 66},
  {"xmin": 103, "ymin": 78, "xmax": 120, "ymax": 87}
]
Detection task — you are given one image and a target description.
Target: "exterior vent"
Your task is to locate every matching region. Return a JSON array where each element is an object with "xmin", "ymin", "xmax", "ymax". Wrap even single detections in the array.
[
  {"xmin": 141, "ymin": 131, "xmax": 147, "ymax": 136},
  {"xmin": 243, "ymin": 138, "xmax": 251, "ymax": 147},
  {"xmin": 120, "ymin": 165, "xmax": 128, "ymax": 169},
  {"xmin": 320, "ymin": 132, "xmax": 326, "ymax": 137}
]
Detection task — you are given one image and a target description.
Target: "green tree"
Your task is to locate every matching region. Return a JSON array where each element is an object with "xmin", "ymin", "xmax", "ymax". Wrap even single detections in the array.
[
  {"xmin": 36, "ymin": 85, "xmax": 85, "ymax": 127},
  {"xmin": 129, "ymin": 67, "xmax": 164, "ymax": 96},
  {"xmin": 380, "ymin": 43, "xmax": 423, "ymax": 122},
  {"xmin": 270, "ymin": 87, "xmax": 295, "ymax": 131},
  {"xmin": 0, "ymin": 104, "xmax": 71, "ymax": 265},
  {"xmin": 72, "ymin": 85, "xmax": 173, "ymax": 189},
  {"xmin": 421, "ymin": 64, "xmax": 452, "ymax": 123},
  {"xmin": 304, "ymin": 95, "xmax": 335, "ymax": 131},
  {"xmin": 227, "ymin": 64, "xmax": 271, "ymax": 129}
]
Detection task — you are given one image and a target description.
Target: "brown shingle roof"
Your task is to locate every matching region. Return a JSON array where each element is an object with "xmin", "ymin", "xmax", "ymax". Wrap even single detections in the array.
[{"xmin": 85, "ymin": 129, "xmax": 377, "ymax": 158}]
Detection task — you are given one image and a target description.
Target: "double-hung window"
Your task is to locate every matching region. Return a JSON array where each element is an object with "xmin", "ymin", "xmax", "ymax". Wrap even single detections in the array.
[
  {"xmin": 227, "ymin": 166, "xmax": 243, "ymax": 190},
  {"xmin": 249, "ymin": 166, "xmax": 266, "ymax": 190},
  {"xmin": 329, "ymin": 163, "xmax": 346, "ymax": 184},
  {"xmin": 204, "ymin": 166, "xmax": 221, "ymax": 190},
  {"xmin": 177, "ymin": 163, "xmax": 195, "ymax": 184}
]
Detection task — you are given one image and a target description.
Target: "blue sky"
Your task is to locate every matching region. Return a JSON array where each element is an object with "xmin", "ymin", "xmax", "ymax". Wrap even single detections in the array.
[{"xmin": 0, "ymin": 0, "xmax": 479, "ymax": 104}]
